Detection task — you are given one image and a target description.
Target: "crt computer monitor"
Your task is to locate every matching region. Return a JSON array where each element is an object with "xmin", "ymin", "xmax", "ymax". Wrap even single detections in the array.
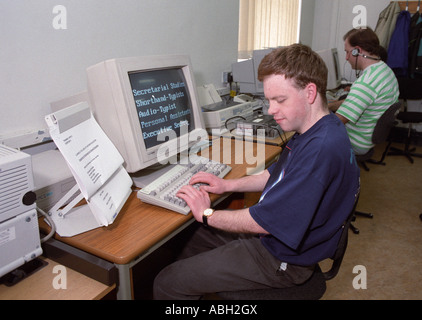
[
  {"xmin": 231, "ymin": 48, "xmax": 273, "ymax": 95},
  {"xmin": 86, "ymin": 55, "xmax": 206, "ymax": 187},
  {"xmin": 316, "ymin": 48, "xmax": 342, "ymax": 90}
]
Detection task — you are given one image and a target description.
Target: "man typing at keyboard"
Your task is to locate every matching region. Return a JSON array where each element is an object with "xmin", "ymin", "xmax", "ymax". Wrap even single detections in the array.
[{"xmin": 153, "ymin": 44, "xmax": 360, "ymax": 300}]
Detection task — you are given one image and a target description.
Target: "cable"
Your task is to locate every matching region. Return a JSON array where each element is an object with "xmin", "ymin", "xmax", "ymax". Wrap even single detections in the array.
[
  {"xmin": 224, "ymin": 115, "xmax": 247, "ymax": 133},
  {"xmin": 37, "ymin": 206, "xmax": 56, "ymax": 243},
  {"xmin": 257, "ymin": 124, "xmax": 286, "ymax": 145},
  {"xmin": 354, "ymin": 56, "xmax": 361, "ymax": 78},
  {"xmin": 225, "ymin": 115, "xmax": 287, "ymax": 145}
]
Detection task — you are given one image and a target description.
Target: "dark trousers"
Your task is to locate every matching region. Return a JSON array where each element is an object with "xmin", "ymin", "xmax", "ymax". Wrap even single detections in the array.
[{"xmin": 153, "ymin": 224, "xmax": 315, "ymax": 300}]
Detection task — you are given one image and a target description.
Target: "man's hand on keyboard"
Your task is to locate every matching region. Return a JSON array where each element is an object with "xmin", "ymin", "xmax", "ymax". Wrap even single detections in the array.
[
  {"xmin": 177, "ymin": 185, "xmax": 211, "ymax": 220},
  {"xmin": 136, "ymin": 158, "xmax": 231, "ymax": 215},
  {"xmin": 188, "ymin": 172, "xmax": 227, "ymax": 195}
]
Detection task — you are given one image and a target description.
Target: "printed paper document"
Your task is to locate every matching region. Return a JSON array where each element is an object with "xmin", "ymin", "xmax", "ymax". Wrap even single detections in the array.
[{"xmin": 45, "ymin": 102, "xmax": 132, "ymax": 236}]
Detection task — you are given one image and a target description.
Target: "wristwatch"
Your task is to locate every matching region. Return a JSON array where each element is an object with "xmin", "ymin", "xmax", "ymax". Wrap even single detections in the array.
[{"xmin": 202, "ymin": 208, "xmax": 215, "ymax": 227}]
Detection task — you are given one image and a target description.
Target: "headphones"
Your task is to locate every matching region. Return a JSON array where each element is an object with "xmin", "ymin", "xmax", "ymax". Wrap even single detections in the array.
[
  {"xmin": 351, "ymin": 48, "xmax": 381, "ymax": 61},
  {"xmin": 351, "ymin": 48, "xmax": 360, "ymax": 57}
]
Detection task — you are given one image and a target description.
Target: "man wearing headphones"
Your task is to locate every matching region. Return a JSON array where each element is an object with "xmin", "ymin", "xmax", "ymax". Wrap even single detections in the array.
[{"xmin": 330, "ymin": 27, "xmax": 399, "ymax": 155}]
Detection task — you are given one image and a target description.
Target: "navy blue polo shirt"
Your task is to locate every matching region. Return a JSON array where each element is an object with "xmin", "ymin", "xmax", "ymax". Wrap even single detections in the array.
[{"xmin": 250, "ymin": 113, "xmax": 360, "ymax": 266}]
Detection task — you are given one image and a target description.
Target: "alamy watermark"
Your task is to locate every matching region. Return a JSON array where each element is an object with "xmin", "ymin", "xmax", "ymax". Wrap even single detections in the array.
[
  {"xmin": 52, "ymin": 4, "xmax": 368, "ymax": 31},
  {"xmin": 52, "ymin": 264, "xmax": 368, "ymax": 292},
  {"xmin": 352, "ymin": 265, "xmax": 367, "ymax": 290},
  {"xmin": 352, "ymin": 5, "xmax": 367, "ymax": 29},
  {"xmin": 52, "ymin": 265, "xmax": 67, "ymax": 290},
  {"xmin": 52, "ymin": 5, "xmax": 67, "ymax": 30}
]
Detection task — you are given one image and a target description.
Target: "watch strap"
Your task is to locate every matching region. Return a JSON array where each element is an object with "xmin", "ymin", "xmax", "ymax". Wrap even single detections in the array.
[{"xmin": 203, "ymin": 214, "xmax": 209, "ymax": 227}]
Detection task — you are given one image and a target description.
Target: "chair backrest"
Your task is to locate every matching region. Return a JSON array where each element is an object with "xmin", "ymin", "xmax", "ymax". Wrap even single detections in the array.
[
  {"xmin": 371, "ymin": 101, "xmax": 402, "ymax": 145},
  {"xmin": 323, "ymin": 186, "xmax": 360, "ymax": 281},
  {"xmin": 398, "ymin": 77, "xmax": 422, "ymax": 100}
]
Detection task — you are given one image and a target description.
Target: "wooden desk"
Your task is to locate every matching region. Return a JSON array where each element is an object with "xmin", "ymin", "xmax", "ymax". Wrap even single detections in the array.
[
  {"xmin": 219, "ymin": 129, "xmax": 294, "ymax": 147},
  {"xmin": 41, "ymin": 139, "xmax": 281, "ymax": 299},
  {"xmin": 0, "ymin": 257, "xmax": 115, "ymax": 300}
]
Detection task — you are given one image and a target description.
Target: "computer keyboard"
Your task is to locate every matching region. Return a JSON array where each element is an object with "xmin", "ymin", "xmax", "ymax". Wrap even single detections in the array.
[
  {"xmin": 137, "ymin": 157, "xmax": 231, "ymax": 215},
  {"xmin": 327, "ymin": 88, "xmax": 349, "ymax": 101}
]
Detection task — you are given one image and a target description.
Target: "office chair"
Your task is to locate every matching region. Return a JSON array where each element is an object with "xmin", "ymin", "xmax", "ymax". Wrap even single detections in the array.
[
  {"xmin": 388, "ymin": 77, "xmax": 422, "ymax": 164},
  {"xmin": 216, "ymin": 190, "xmax": 360, "ymax": 300},
  {"xmin": 355, "ymin": 101, "xmax": 403, "ymax": 171},
  {"xmin": 350, "ymin": 102, "xmax": 402, "ymax": 234}
]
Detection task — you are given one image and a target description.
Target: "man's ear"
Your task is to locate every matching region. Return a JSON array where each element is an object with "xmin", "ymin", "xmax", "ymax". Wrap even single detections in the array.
[{"xmin": 306, "ymin": 83, "xmax": 318, "ymax": 104}]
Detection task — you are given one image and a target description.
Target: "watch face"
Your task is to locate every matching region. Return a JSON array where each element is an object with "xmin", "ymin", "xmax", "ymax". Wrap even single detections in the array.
[{"xmin": 204, "ymin": 208, "xmax": 214, "ymax": 216}]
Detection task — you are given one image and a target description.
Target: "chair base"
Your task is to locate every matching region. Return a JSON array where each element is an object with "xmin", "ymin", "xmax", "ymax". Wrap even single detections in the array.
[
  {"xmin": 388, "ymin": 146, "xmax": 422, "ymax": 164},
  {"xmin": 357, "ymin": 140, "xmax": 393, "ymax": 171},
  {"xmin": 389, "ymin": 120, "xmax": 422, "ymax": 164},
  {"xmin": 358, "ymin": 161, "xmax": 370, "ymax": 172},
  {"xmin": 358, "ymin": 158, "xmax": 387, "ymax": 171},
  {"xmin": 349, "ymin": 211, "xmax": 373, "ymax": 235},
  {"xmin": 356, "ymin": 211, "xmax": 374, "ymax": 219}
]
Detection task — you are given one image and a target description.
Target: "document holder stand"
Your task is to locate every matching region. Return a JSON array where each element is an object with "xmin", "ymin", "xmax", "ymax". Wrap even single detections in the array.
[{"xmin": 45, "ymin": 102, "xmax": 132, "ymax": 237}]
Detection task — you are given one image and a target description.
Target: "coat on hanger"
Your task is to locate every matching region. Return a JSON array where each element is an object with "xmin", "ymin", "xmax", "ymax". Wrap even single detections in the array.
[
  {"xmin": 375, "ymin": 2, "xmax": 401, "ymax": 49},
  {"xmin": 387, "ymin": 10, "xmax": 411, "ymax": 77}
]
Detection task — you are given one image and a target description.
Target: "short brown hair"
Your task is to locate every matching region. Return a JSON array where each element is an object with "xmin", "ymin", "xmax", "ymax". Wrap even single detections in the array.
[
  {"xmin": 257, "ymin": 44, "xmax": 328, "ymax": 98},
  {"xmin": 344, "ymin": 27, "xmax": 381, "ymax": 57}
]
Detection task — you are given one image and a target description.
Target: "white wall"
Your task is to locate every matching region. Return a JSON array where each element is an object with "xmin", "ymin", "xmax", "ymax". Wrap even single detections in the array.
[
  {"xmin": 2, "ymin": 0, "xmax": 400, "ymax": 142},
  {"xmin": 0, "ymin": 0, "xmax": 239, "ymax": 139},
  {"xmin": 299, "ymin": 0, "xmax": 316, "ymax": 47},
  {"xmin": 312, "ymin": 0, "xmax": 391, "ymax": 82}
]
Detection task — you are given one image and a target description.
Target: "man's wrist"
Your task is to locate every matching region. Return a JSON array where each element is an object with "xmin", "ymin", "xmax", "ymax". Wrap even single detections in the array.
[{"xmin": 202, "ymin": 208, "xmax": 215, "ymax": 227}]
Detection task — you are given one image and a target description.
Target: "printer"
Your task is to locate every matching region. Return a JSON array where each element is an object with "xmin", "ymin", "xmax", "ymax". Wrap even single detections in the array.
[
  {"xmin": 197, "ymin": 84, "xmax": 257, "ymax": 134},
  {"xmin": 0, "ymin": 145, "xmax": 42, "ymax": 278}
]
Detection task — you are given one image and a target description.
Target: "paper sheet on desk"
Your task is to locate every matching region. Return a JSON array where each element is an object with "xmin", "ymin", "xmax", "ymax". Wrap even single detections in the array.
[
  {"xmin": 87, "ymin": 166, "xmax": 132, "ymax": 226},
  {"xmin": 45, "ymin": 102, "xmax": 132, "ymax": 236},
  {"xmin": 46, "ymin": 105, "xmax": 124, "ymax": 200}
]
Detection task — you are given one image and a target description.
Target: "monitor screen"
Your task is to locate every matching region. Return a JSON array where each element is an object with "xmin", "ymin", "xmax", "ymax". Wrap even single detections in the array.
[
  {"xmin": 316, "ymin": 48, "xmax": 342, "ymax": 90},
  {"xmin": 86, "ymin": 55, "xmax": 206, "ymax": 184},
  {"xmin": 128, "ymin": 68, "xmax": 194, "ymax": 150},
  {"xmin": 231, "ymin": 48, "xmax": 273, "ymax": 95}
]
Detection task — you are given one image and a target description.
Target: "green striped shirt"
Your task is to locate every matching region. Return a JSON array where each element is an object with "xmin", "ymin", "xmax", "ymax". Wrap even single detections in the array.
[{"xmin": 337, "ymin": 61, "xmax": 399, "ymax": 154}]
